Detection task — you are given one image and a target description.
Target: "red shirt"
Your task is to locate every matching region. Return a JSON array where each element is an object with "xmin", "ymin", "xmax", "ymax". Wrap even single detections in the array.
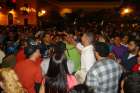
[
  {"xmin": 132, "ymin": 64, "xmax": 140, "ymax": 72},
  {"xmin": 16, "ymin": 48, "xmax": 42, "ymax": 65},
  {"xmin": 35, "ymin": 57, "xmax": 42, "ymax": 66},
  {"xmin": 14, "ymin": 59, "xmax": 43, "ymax": 93},
  {"xmin": 16, "ymin": 48, "xmax": 26, "ymax": 63}
]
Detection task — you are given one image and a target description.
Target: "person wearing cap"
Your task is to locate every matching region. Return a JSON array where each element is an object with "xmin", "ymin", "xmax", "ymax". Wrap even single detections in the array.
[
  {"xmin": 14, "ymin": 44, "xmax": 43, "ymax": 93},
  {"xmin": 86, "ymin": 42, "xmax": 122, "ymax": 93}
]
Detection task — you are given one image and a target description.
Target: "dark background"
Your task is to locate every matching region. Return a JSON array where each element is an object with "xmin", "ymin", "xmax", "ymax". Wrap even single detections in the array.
[{"xmin": 58, "ymin": 0, "xmax": 122, "ymax": 2}]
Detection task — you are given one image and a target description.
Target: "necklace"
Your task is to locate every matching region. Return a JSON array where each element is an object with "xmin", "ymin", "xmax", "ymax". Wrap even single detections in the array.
[{"xmin": 52, "ymin": 54, "xmax": 65, "ymax": 64}]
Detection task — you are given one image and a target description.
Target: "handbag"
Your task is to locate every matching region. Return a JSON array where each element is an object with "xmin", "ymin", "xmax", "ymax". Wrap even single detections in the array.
[{"xmin": 67, "ymin": 74, "xmax": 78, "ymax": 90}]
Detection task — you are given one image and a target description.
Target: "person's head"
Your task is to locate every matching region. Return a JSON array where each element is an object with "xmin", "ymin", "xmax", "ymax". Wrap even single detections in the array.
[
  {"xmin": 124, "ymin": 72, "xmax": 140, "ymax": 93},
  {"xmin": 81, "ymin": 32, "xmax": 94, "ymax": 46},
  {"xmin": 0, "ymin": 68, "xmax": 26, "ymax": 93},
  {"xmin": 114, "ymin": 36, "xmax": 121, "ymax": 46},
  {"xmin": 25, "ymin": 38, "xmax": 41, "ymax": 58},
  {"xmin": 43, "ymin": 33, "xmax": 51, "ymax": 44},
  {"xmin": 122, "ymin": 35, "xmax": 129, "ymax": 44},
  {"xmin": 95, "ymin": 42, "xmax": 110, "ymax": 60},
  {"xmin": 19, "ymin": 39, "xmax": 28, "ymax": 48},
  {"xmin": 54, "ymin": 41, "xmax": 66, "ymax": 55},
  {"xmin": 128, "ymin": 40, "xmax": 139, "ymax": 54},
  {"xmin": 52, "ymin": 35, "xmax": 60, "ymax": 43},
  {"xmin": 24, "ymin": 46, "xmax": 41, "ymax": 60},
  {"xmin": 24, "ymin": 39, "xmax": 41, "ymax": 60},
  {"xmin": 98, "ymin": 35, "xmax": 106, "ymax": 43}
]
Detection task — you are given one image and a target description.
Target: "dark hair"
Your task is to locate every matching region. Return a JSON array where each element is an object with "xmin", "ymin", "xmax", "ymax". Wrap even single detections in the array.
[
  {"xmin": 95, "ymin": 42, "xmax": 110, "ymax": 57},
  {"xmin": 69, "ymin": 84, "xmax": 94, "ymax": 93},
  {"xmin": 114, "ymin": 34, "xmax": 121, "ymax": 38},
  {"xmin": 53, "ymin": 41, "xmax": 66, "ymax": 54},
  {"xmin": 45, "ymin": 60, "xmax": 69, "ymax": 93},
  {"xmin": 45, "ymin": 46, "xmax": 69, "ymax": 93},
  {"xmin": 124, "ymin": 72, "xmax": 140, "ymax": 93},
  {"xmin": 24, "ymin": 46, "xmax": 39, "ymax": 58},
  {"xmin": 24, "ymin": 38, "xmax": 39, "ymax": 58}
]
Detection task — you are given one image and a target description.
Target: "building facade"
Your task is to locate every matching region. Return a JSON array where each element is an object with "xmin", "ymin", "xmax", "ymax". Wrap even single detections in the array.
[{"xmin": 0, "ymin": 0, "xmax": 37, "ymax": 25}]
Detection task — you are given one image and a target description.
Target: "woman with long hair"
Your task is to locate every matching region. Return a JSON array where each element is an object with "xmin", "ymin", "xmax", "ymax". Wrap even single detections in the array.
[{"xmin": 44, "ymin": 41, "xmax": 75, "ymax": 93}]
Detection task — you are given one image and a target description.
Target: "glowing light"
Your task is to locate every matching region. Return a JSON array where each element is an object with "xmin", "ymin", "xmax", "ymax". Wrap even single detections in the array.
[
  {"xmin": 9, "ymin": 9, "xmax": 15, "ymax": 15},
  {"xmin": 0, "ymin": 6, "xmax": 2, "ymax": 10},
  {"xmin": 20, "ymin": 7, "xmax": 36, "ymax": 13},
  {"xmin": 8, "ymin": 9, "xmax": 17, "ymax": 17},
  {"xmin": 41, "ymin": 10, "xmax": 46, "ymax": 14},
  {"xmin": 121, "ymin": 8, "xmax": 133, "ymax": 15},
  {"xmin": 0, "ymin": 12, "xmax": 5, "ymax": 22},
  {"xmin": 60, "ymin": 8, "xmax": 72, "ymax": 17},
  {"xmin": 0, "ymin": 12, "xmax": 3, "ymax": 18},
  {"xmin": 38, "ymin": 10, "xmax": 46, "ymax": 17},
  {"xmin": 124, "ymin": 9, "xmax": 130, "ymax": 13}
]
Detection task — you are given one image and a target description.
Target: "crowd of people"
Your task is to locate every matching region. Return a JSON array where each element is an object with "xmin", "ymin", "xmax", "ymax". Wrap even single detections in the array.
[{"xmin": 0, "ymin": 18, "xmax": 139, "ymax": 93}]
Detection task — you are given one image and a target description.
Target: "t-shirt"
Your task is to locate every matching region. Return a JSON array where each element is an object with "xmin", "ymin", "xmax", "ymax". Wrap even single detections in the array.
[
  {"xmin": 111, "ymin": 45, "xmax": 128, "ymax": 60},
  {"xmin": 16, "ymin": 48, "xmax": 42, "ymax": 65},
  {"xmin": 132, "ymin": 64, "xmax": 140, "ymax": 72},
  {"xmin": 16, "ymin": 48, "xmax": 26, "ymax": 63},
  {"xmin": 65, "ymin": 43, "xmax": 81, "ymax": 72},
  {"xmin": 14, "ymin": 59, "xmax": 43, "ymax": 93}
]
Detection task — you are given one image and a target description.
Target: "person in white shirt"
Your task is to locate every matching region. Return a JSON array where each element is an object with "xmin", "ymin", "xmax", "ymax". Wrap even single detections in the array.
[{"xmin": 75, "ymin": 32, "xmax": 96, "ymax": 84}]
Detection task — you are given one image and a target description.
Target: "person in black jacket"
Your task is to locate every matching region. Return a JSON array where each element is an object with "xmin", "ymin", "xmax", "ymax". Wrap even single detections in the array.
[{"xmin": 122, "ymin": 40, "xmax": 139, "ymax": 71}]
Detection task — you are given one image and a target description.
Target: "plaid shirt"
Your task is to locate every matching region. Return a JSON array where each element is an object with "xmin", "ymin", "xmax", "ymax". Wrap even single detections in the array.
[{"xmin": 86, "ymin": 58, "xmax": 122, "ymax": 93}]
